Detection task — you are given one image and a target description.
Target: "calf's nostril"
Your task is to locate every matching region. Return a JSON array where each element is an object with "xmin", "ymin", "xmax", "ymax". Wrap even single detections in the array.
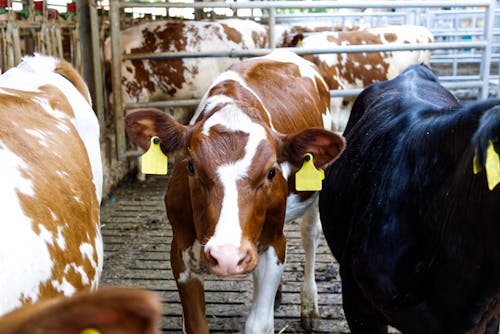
[
  {"xmin": 237, "ymin": 251, "xmax": 250, "ymax": 267},
  {"xmin": 206, "ymin": 249, "xmax": 218, "ymax": 266}
]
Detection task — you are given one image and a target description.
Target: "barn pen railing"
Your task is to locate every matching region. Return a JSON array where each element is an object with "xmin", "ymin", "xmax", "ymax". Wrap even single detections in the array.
[{"xmin": 103, "ymin": 0, "xmax": 496, "ymax": 161}]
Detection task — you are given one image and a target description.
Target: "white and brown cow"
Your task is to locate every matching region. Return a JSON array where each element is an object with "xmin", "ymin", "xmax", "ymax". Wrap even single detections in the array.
[
  {"xmin": 0, "ymin": 54, "xmax": 103, "ymax": 316},
  {"xmin": 299, "ymin": 25, "xmax": 434, "ymax": 131},
  {"xmin": 125, "ymin": 50, "xmax": 346, "ymax": 333},
  {"xmin": 0, "ymin": 287, "xmax": 162, "ymax": 334},
  {"xmin": 105, "ymin": 18, "xmax": 268, "ymax": 123}
]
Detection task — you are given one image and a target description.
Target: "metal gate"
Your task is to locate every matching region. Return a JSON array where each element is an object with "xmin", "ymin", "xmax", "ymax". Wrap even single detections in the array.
[{"xmin": 92, "ymin": 0, "xmax": 496, "ymax": 162}]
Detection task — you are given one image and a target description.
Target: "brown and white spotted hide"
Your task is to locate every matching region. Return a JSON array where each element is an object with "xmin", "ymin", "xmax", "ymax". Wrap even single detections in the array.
[
  {"xmin": 0, "ymin": 287, "xmax": 162, "ymax": 334},
  {"xmin": 125, "ymin": 50, "xmax": 346, "ymax": 333},
  {"xmin": 300, "ymin": 25, "xmax": 434, "ymax": 131},
  {"xmin": 104, "ymin": 18, "xmax": 268, "ymax": 124},
  {"xmin": 0, "ymin": 54, "xmax": 103, "ymax": 316}
]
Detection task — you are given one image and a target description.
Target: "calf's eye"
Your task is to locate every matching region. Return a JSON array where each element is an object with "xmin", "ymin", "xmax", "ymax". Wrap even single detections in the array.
[
  {"xmin": 187, "ymin": 161, "xmax": 195, "ymax": 174},
  {"xmin": 267, "ymin": 168, "xmax": 276, "ymax": 180}
]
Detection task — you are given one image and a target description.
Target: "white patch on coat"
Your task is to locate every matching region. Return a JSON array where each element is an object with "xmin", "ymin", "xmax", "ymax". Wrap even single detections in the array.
[
  {"xmin": 37, "ymin": 225, "xmax": 54, "ymax": 245},
  {"xmin": 93, "ymin": 232, "xmax": 103, "ymax": 288},
  {"xmin": 25, "ymin": 129, "xmax": 50, "ymax": 147},
  {"xmin": 246, "ymin": 246, "xmax": 285, "ymax": 334},
  {"xmin": 0, "ymin": 146, "xmax": 53, "ymax": 316},
  {"xmin": 285, "ymin": 192, "xmax": 318, "ymax": 224},
  {"xmin": 178, "ymin": 240, "xmax": 202, "ymax": 284},
  {"xmin": 196, "ymin": 70, "xmax": 276, "ymax": 132},
  {"xmin": 56, "ymin": 226, "xmax": 66, "ymax": 250},
  {"xmin": 50, "ymin": 277, "xmax": 76, "ymax": 296},
  {"xmin": 190, "ymin": 94, "xmax": 234, "ymax": 124},
  {"xmin": 280, "ymin": 162, "xmax": 292, "ymax": 181},
  {"xmin": 80, "ymin": 242, "xmax": 97, "ymax": 272}
]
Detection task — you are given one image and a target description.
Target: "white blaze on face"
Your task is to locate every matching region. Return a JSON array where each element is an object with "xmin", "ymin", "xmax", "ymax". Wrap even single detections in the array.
[{"xmin": 203, "ymin": 104, "xmax": 267, "ymax": 249}]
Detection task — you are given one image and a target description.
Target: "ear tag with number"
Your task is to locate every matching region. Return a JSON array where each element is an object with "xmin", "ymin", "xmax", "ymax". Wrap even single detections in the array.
[
  {"xmin": 295, "ymin": 153, "xmax": 324, "ymax": 191},
  {"xmin": 141, "ymin": 136, "xmax": 168, "ymax": 175},
  {"xmin": 485, "ymin": 140, "xmax": 500, "ymax": 191}
]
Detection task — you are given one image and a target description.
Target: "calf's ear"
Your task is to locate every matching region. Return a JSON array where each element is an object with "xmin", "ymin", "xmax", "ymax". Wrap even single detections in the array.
[
  {"xmin": 125, "ymin": 108, "xmax": 188, "ymax": 154},
  {"xmin": 279, "ymin": 128, "xmax": 346, "ymax": 168}
]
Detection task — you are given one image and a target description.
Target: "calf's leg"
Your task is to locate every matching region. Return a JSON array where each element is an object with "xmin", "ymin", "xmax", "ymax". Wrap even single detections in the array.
[
  {"xmin": 300, "ymin": 198, "xmax": 321, "ymax": 331},
  {"xmin": 171, "ymin": 237, "xmax": 209, "ymax": 334},
  {"xmin": 246, "ymin": 245, "xmax": 286, "ymax": 334}
]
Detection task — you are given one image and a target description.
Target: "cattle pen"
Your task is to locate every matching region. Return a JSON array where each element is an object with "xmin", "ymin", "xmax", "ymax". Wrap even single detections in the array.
[
  {"xmin": 98, "ymin": 0, "xmax": 496, "ymax": 159},
  {"xmin": 1, "ymin": 0, "xmax": 500, "ymax": 332}
]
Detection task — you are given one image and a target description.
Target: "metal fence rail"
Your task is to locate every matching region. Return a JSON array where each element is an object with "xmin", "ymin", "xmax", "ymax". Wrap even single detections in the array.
[{"xmin": 101, "ymin": 0, "xmax": 496, "ymax": 161}]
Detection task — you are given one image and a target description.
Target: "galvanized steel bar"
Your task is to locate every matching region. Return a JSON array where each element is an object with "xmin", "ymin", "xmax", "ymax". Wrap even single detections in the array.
[
  {"xmin": 268, "ymin": 7, "xmax": 276, "ymax": 49},
  {"xmin": 89, "ymin": 0, "xmax": 105, "ymax": 137},
  {"xmin": 126, "ymin": 99, "xmax": 201, "ymax": 109},
  {"xmin": 329, "ymin": 81, "xmax": 485, "ymax": 98},
  {"xmin": 119, "ymin": 1, "xmax": 490, "ymax": 10},
  {"xmin": 125, "ymin": 79, "xmax": 488, "ymax": 106},
  {"xmin": 110, "ymin": 0, "xmax": 126, "ymax": 161},
  {"xmin": 480, "ymin": 0, "xmax": 496, "ymax": 99},
  {"xmin": 122, "ymin": 41, "xmax": 488, "ymax": 61}
]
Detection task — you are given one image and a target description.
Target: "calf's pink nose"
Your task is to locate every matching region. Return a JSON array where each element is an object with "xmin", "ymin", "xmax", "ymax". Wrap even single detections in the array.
[{"xmin": 205, "ymin": 245, "xmax": 251, "ymax": 276}]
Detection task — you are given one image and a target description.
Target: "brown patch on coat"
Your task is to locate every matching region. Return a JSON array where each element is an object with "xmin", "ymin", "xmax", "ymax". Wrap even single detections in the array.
[
  {"xmin": 124, "ymin": 22, "xmax": 190, "ymax": 99},
  {"xmin": 308, "ymin": 30, "xmax": 390, "ymax": 89},
  {"xmin": 221, "ymin": 24, "xmax": 242, "ymax": 44},
  {"xmin": 228, "ymin": 59, "xmax": 329, "ymax": 132},
  {"xmin": 384, "ymin": 32, "xmax": 397, "ymax": 43}
]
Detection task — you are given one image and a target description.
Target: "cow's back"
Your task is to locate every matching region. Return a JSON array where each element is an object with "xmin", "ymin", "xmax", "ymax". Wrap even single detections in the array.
[
  {"xmin": 0, "ymin": 55, "xmax": 103, "ymax": 316},
  {"xmin": 106, "ymin": 19, "xmax": 269, "ymax": 104}
]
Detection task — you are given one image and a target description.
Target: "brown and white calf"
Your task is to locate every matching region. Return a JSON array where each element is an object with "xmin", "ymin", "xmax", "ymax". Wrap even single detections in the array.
[
  {"xmin": 299, "ymin": 25, "xmax": 433, "ymax": 131},
  {"xmin": 0, "ymin": 287, "xmax": 162, "ymax": 334},
  {"xmin": 126, "ymin": 50, "xmax": 346, "ymax": 333},
  {"xmin": 0, "ymin": 54, "xmax": 103, "ymax": 316}
]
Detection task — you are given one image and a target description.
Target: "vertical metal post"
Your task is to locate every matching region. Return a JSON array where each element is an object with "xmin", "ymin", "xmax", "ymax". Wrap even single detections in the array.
[
  {"xmin": 268, "ymin": 7, "xmax": 275, "ymax": 49},
  {"xmin": 110, "ymin": 0, "xmax": 126, "ymax": 160},
  {"xmin": 480, "ymin": 0, "xmax": 495, "ymax": 99},
  {"xmin": 89, "ymin": 0, "xmax": 105, "ymax": 136}
]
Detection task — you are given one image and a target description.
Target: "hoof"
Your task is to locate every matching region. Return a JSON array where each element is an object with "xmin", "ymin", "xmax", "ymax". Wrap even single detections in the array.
[{"xmin": 301, "ymin": 308, "xmax": 320, "ymax": 332}]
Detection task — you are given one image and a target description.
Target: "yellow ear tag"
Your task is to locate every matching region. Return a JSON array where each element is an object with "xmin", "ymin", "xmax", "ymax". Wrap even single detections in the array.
[
  {"xmin": 473, "ymin": 154, "xmax": 481, "ymax": 175},
  {"xmin": 140, "ymin": 136, "xmax": 168, "ymax": 175},
  {"xmin": 295, "ymin": 153, "xmax": 324, "ymax": 191},
  {"xmin": 485, "ymin": 140, "xmax": 500, "ymax": 191},
  {"xmin": 80, "ymin": 329, "xmax": 101, "ymax": 334}
]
